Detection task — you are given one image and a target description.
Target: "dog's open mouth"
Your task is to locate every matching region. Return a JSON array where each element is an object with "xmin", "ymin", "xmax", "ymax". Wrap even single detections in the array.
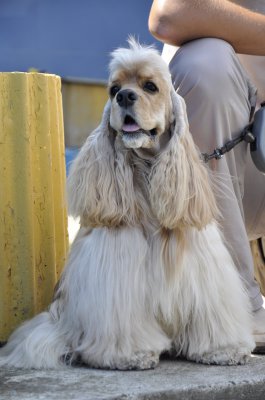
[
  {"xmin": 122, "ymin": 115, "xmax": 140, "ymax": 133},
  {"xmin": 122, "ymin": 115, "xmax": 156, "ymax": 137}
]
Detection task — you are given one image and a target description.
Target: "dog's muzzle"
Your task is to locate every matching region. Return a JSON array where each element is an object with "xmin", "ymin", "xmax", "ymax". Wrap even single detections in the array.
[{"xmin": 114, "ymin": 89, "xmax": 157, "ymax": 142}]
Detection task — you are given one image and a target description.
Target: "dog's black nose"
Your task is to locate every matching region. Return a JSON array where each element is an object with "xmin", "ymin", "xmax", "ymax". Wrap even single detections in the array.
[{"xmin": 116, "ymin": 89, "xmax": 138, "ymax": 108}]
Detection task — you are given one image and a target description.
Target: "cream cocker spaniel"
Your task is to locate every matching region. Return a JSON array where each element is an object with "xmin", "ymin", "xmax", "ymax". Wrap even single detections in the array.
[{"xmin": 0, "ymin": 39, "xmax": 255, "ymax": 370}]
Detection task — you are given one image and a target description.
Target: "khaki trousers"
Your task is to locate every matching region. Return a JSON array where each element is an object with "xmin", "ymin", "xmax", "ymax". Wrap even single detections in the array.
[{"xmin": 168, "ymin": 38, "xmax": 265, "ymax": 311}]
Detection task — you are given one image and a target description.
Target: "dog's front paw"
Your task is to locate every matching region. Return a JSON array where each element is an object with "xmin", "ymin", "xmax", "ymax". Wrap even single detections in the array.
[
  {"xmin": 111, "ymin": 351, "xmax": 160, "ymax": 370},
  {"xmin": 188, "ymin": 347, "xmax": 251, "ymax": 366},
  {"xmin": 85, "ymin": 351, "xmax": 160, "ymax": 370}
]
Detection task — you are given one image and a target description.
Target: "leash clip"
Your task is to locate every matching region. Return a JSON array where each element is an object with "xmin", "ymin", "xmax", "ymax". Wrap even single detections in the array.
[
  {"xmin": 213, "ymin": 148, "xmax": 223, "ymax": 160},
  {"xmin": 201, "ymin": 148, "xmax": 223, "ymax": 163}
]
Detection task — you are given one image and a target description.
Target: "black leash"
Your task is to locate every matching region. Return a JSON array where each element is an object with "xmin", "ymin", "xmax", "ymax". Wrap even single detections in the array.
[
  {"xmin": 201, "ymin": 126, "xmax": 256, "ymax": 163},
  {"xmin": 201, "ymin": 105, "xmax": 257, "ymax": 163}
]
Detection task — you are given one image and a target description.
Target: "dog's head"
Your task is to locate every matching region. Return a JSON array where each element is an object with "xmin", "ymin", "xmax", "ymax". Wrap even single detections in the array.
[
  {"xmin": 108, "ymin": 38, "xmax": 174, "ymax": 150},
  {"xmin": 68, "ymin": 39, "xmax": 218, "ymax": 230}
]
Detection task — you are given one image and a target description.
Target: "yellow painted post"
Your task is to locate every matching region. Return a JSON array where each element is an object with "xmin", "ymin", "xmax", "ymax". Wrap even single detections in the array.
[{"xmin": 0, "ymin": 72, "xmax": 68, "ymax": 342}]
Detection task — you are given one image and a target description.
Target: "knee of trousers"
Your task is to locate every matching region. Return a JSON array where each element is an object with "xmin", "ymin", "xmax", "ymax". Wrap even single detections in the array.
[{"xmin": 169, "ymin": 38, "xmax": 251, "ymax": 106}]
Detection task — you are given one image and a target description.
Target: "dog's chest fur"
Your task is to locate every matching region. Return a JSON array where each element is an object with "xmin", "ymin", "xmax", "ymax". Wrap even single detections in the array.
[{"xmin": 128, "ymin": 149, "xmax": 159, "ymax": 233}]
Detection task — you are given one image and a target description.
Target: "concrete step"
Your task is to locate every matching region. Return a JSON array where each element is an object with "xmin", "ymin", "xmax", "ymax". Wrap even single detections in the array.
[{"xmin": 0, "ymin": 355, "xmax": 265, "ymax": 400}]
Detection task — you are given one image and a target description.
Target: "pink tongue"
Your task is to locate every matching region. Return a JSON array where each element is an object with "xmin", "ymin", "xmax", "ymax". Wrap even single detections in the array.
[{"xmin": 122, "ymin": 123, "xmax": 140, "ymax": 133}]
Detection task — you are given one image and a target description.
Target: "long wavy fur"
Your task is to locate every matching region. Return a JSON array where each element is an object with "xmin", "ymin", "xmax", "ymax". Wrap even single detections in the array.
[
  {"xmin": 67, "ymin": 101, "xmax": 137, "ymax": 227},
  {"xmin": 149, "ymin": 92, "xmax": 218, "ymax": 230}
]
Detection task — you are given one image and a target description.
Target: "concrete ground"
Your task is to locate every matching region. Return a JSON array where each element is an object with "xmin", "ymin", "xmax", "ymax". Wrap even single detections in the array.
[{"xmin": 1, "ymin": 354, "xmax": 265, "ymax": 400}]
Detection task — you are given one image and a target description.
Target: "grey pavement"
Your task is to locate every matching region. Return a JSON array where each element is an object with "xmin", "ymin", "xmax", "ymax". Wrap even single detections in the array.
[{"xmin": 0, "ymin": 355, "xmax": 265, "ymax": 400}]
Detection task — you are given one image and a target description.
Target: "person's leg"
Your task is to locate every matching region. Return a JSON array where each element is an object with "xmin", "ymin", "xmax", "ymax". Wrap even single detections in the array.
[
  {"xmin": 168, "ymin": 38, "xmax": 264, "ymax": 340},
  {"xmin": 243, "ymin": 147, "xmax": 265, "ymax": 352},
  {"xmin": 243, "ymin": 151, "xmax": 265, "ymax": 241}
]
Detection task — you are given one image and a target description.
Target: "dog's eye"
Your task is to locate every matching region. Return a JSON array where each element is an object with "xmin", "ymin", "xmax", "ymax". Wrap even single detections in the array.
[
  {"xmin": 143, "ymin": 81, "xmax": 158, "ymax": 93},
  {"xmin": 109, "ymin": 85, "xmax": 121, "ymax": 97}
]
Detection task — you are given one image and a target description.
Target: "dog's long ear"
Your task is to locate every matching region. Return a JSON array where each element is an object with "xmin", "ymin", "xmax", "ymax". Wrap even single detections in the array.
[
  {"xmin": 149, "ymin": 90, "xmax": 218, "ymax": 230},
  {"xmin": 67, "ymin": 101, "xmax": 136, "ymax": 227}
]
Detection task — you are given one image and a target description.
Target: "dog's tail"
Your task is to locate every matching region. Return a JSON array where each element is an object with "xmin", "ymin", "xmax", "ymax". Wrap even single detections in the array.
[{"xmin": 0, "ymin": 310, "xmax": 70, "ymax": 369}]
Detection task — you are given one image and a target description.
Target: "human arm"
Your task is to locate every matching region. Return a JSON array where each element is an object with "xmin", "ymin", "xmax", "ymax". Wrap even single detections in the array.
[{"xmin": 148, "ymin": 0, "xmax": 265, "ymax": 55}]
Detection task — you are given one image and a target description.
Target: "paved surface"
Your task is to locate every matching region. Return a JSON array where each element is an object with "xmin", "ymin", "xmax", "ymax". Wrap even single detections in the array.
[{"xmin": 0, "ymin": 355, "xmax": 265, "ymax": 400}]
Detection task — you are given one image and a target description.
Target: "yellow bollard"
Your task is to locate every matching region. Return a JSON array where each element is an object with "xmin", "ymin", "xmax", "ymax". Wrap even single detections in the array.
[{"xmin": 0, "ymin": 72, "xmax": 69, "ymax": 342}]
